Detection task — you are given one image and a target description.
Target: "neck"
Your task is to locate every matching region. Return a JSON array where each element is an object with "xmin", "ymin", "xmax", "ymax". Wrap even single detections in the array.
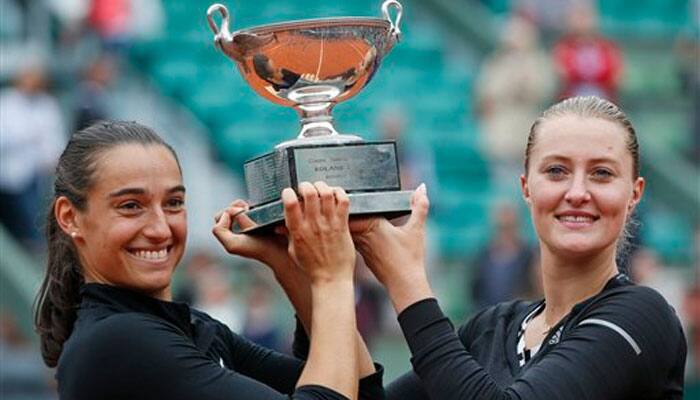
[{"xmin": 539, "ymin": 244, "xmax": 618, "ymax": 326}]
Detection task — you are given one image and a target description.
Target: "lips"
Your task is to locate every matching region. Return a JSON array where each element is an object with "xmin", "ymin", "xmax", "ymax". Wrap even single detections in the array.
[
  {"xmin": 127, "ymin": 246, "xmax": 172, "ymax": 262},
  {"xmin": 555, "ymin": 211, "xmax": 599, "ymax": 227}
]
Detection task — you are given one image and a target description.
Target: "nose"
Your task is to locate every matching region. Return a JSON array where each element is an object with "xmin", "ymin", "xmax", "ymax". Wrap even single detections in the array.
[
  {"xmin": 564, "ymin": 172, "xmax": 591, "ymax": 206},
  {"xmin": 143, "ymin": 208, "xmax": 172, "ymax": 241}
]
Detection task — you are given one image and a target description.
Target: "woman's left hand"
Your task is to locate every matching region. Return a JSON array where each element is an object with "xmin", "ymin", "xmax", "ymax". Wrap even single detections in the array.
[
  {"xmin": 352, "ymin": 184, "xmax": 434, "ymax": 313},
  {"xmin": 212, "ymin": 199, "xmax": 292, "ymax": 270},
  {"xmin": 213, "ymin": 199, "xmax": 313, "ymax": 328}
]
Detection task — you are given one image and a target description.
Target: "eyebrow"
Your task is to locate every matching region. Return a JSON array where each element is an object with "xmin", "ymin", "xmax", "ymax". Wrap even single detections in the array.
[
  {"xmin": 540, "ymin": 155, "xmax": 621, "ymax": 166},
  {"xmin": 108, "ymin": 185, "xmax": 186, "ymax": 198}
]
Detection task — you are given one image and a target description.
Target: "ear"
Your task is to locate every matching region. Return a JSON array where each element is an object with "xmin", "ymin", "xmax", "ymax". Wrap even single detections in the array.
[
  {"xmin": 628, "ymin": 177, "xmax": 645, "ymax": 213},
  {"xmin": 54, "ymin": 196, "xmax": 83, "ymax": 239},
  {"xmin": 520, "ymin": 174, "xmax": 531, "ymax": 207}
]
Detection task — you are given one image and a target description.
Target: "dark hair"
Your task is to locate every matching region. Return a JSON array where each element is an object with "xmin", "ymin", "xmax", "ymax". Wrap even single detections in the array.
[
  {"xmin": 33, "ymin": 120, "xmax": 180, "ymax": 367},
  {"xmin": 524, "ymin": 96, "xmax": 640, "ymax": 179},
  {"xmin": 523, "ymin": 96, "xmax": 641, "ymax": 262}
]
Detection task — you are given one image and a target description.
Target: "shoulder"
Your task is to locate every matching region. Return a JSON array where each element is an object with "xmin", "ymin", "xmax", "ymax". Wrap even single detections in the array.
[
  {"xmin": 58, "ymin": 312, "xmax": 192, "ymax": 398},
  {"xmin": 93, "ymin": 311, "xmax": 184, "ymax": 338},
  {"xmin": 64, "ymin": 312, "xmax": 187, "ymax": 364},
  {"xmin": 573, "ymin": 284, "xmax": 685, "ymax": 363},
  {"xmin": 585, "ymin": 284, "xmax": 678, "ymax": 322}
]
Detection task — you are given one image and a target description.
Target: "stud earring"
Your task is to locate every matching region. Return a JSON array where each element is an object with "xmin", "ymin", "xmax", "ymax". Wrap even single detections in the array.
[{"xmin": 71, "ymin": 232, "xmax": 78, "ymax": 238}]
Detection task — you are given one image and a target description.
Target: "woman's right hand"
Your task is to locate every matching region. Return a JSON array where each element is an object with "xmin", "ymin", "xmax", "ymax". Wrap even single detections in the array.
[
  {"xmin": 351, "ymin": 184, "xmax": 434, "ymax": 313},
  {"xmin": 287, "ymin": 182, "xmax": 359, "ymax": 399},
  {"xmin": 282, "ymin": 182, "xmax": 356, "ymax": 285}
]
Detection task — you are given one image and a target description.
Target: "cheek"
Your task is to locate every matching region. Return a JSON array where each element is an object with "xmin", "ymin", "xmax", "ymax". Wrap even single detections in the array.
[
  {"xmin": 528, "ymin": 180, "xmax": 562, "ymax": 220},
  {"xmin": 171, "ymin": 212, "xmax": 188, "ymax": 245},
  {"xmin": 596, "ymin": 187, "xmax": 632, "ymax": 222}
]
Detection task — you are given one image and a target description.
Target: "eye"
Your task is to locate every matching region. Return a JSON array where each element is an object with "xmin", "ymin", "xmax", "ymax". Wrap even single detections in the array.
[
  {"xmin": 592, "ymin": 168, "xmax": 614, "ymax": 180},
  {"xmin": 165, "ymin": 197, "xmax": 185, "ymax": 211},
  {"xmin": 544, "ymin": 165, "xmax": 567, "ymax": 179},
  {"xmin": 117, "ymin": 201, "xmax": 142, "ymax": 213}
]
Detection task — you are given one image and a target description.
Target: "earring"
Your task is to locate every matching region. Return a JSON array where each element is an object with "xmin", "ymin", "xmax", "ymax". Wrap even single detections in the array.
[{"xmin": 71, "ymin": 232, "xmax": 78, "ymax": 238}]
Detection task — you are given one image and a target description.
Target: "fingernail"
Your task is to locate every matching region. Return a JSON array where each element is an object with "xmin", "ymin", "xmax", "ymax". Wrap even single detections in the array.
[{"xmin": 418, "ymin": 183, "xmax": 427, "ymax": 193}]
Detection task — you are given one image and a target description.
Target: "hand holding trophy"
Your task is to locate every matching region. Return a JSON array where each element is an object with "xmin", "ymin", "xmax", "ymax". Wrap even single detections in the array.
[{"xmin": 207, "ymin": 0, "xmax": 412, "ymax": 232}]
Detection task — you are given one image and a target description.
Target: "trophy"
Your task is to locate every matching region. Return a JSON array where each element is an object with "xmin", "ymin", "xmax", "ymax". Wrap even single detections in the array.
[{"xmin": 207, "ymin": 0, "xmax": 412, "ymax": 232}]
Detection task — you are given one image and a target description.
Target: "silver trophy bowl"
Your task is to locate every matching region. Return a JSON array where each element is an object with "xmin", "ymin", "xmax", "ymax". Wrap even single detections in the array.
[
  {"xmin": 206, "ymin": 1, "xmax": 412, "ymax": 233},
  {"xmin": 207, "ymin": 0, "xmax": 403, "ymax": 148}
]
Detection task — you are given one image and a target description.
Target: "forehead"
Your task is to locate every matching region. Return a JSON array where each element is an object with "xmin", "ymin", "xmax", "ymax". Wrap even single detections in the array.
[
  {"xmin": 91, "ymin": 144, "xmax": 182, "ymax": 194},
  {"xmin": 533, "ymin": 115, "xmax": 629, "ymax": 161}
]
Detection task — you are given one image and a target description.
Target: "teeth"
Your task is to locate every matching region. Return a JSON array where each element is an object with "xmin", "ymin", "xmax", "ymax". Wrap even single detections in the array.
[
  {"xmin": 131, "ymin": 249, "xmax": 168, "ymax": 261},
  {"xmin": 559, "ymin": 215, "xmax": 594, "ymax": 222}
]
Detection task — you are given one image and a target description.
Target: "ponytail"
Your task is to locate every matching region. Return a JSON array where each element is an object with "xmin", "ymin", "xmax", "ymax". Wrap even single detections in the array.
[{"xmin": 34, "ymin": 203, "xmax": 83, "ymax": 367}]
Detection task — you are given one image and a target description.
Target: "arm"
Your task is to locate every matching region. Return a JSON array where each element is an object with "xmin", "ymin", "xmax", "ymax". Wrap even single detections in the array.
[
  {"xmin": 292, "ymin": 317, "xmax": 386, "ymax": 400},
  {"xmin": 397, "ymin": 290, "xmax": 685, "ymax": 400},
  {"xmin": 214, "ymin": 199, "xmax": 382, "ymax": 398},
  {"xmin": 282, "ymin": 182, "xmax": 357, "ymax": 398},
  {"xmin": 214, "ymin": 183, "xmax": 360, "ymax": 398},
  {"xmin": 64, "ymin": 314, "xmax": 346, "ymax": 400}
]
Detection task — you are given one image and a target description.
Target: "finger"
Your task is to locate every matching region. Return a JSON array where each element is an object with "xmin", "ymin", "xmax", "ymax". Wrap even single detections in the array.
[
  {"xmin": 282, "ymin": 187, "xmax": 303, "ymax": 231},
  {"xmin": 216, "ymin": 200, "xmax": 249, "ymax": 223},
  {"xmin": 229, "ymin": 199, "xmax": 250, "ymax": 210},
  {"xmin": 405, "ymin": 183, "xmax": 429, "ymax": 232},
  {"xmin": 229, "ymin": 207, "xmax": 257, "ymax": 230},
  {"xmin": 298, "ymin": 181, "xmax": 320, "ymax": 219},
  {"xmin": 212, "ymin": 211, "xmax": 236, "ymax": 249},
  {"xmin": 333, "ymin": 186, "xmax": 350, "ymax": 220},
  {"xmin": 314, "ymin": 181, "xmax": 334, "ymax": 217}
]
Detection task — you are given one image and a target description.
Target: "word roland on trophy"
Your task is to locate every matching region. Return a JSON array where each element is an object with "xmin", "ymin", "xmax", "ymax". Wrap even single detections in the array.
[{"xmin": 207, "ymin": 0, "xmax": 413, "ymax": 233}]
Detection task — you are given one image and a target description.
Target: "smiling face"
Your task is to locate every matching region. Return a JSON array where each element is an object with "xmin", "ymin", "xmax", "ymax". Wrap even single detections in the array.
[
  {"xmin": 72, "ymin": 144, "xmax": 187, "ymax": 300},
  {"xmin": 521, "ymin": 114, "xmax": 644, "ymax": 260}
]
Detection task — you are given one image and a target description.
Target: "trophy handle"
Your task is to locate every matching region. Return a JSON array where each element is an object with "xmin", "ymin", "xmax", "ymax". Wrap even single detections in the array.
[
  {"xmin": 381, "ymin": 0, "xmax": 403, "ymax": 41},
  {"xmin": 207, "ymin": 3, "xmax": 233, "ymax": 48}
]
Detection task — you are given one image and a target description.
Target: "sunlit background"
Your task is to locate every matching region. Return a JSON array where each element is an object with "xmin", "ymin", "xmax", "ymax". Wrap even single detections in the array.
[{"xmin": 1, "ymin": 0, "xmax": 698, "ymax": 398}]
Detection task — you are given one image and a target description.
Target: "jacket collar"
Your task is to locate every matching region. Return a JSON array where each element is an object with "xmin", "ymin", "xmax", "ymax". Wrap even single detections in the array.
[{"xmin": 79, "ymin": 283, "xmax": 194, "ymax": 338}]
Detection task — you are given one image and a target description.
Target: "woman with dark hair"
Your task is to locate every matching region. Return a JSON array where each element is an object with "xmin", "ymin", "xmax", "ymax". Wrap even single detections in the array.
[
  {"xmin": 33, "ymin": 120, "xmax": 382, "ymax": 400},
  {"xmin": 353, "ymin": 96, "xmax": 686, "ymax": 399}
]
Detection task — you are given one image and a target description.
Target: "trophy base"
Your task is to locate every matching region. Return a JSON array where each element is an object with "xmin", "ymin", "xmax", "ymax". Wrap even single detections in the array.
[{"xmin": 232, "ymin": 190, "xmax": 413, "ymax": 233}]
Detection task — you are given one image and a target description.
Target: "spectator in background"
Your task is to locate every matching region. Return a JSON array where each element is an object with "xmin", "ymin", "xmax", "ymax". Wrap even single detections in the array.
[
  {"xmin": 514, "ymin": 0, "xmax": 578, "ymax": 38},
  {"xmin": 377, "ymin": 105, "xmax": 441, "ymax": 268},
  {"xmin": 628, "ymin": 248, "xmax": 685, "ymax": 321},
  {"xmin": 378, "ymin": 105, "xmax": 437, "ymax": 192},
  {"xmin": 87, "ymin": 0, "xmax": 131, "ymax": 52},
  {"xmin": 355, "ymin": 260, "xmax": 385, "ymax": 349},
  {"xmin": 74, "ymin": 54, "xmax": 117, "ymax": 131},
  {"xmin": 470, "ymin": 202, "xmax": 538, "ymax": 311},
  {"xmin": 552, "ymin": 1, "xmax": 623, "ymax": 101},
  {"xmin": 475, "ymin": 15, "xmax": 553, "ymax": 196},
  {"xmin": 0, "ymin": 62, "xmax": 66, "ymax": 250},
  {"xmin": 674, "ymin": 6, "xmax": 699, "ymax": 164},
  {"xmin": 0, "ymin": 312, "xmax": 54, "ymax": 399},
  {"xmin": 685, "ymin": 225, "xmax": 700, "ymax": 379},
  {"xmin": 184, "ymin": 251, "xmax": 245, "ymax": 333},
  {"xmin": 243, "ymin": 278, "xmax": 284, "ymax": 351}
]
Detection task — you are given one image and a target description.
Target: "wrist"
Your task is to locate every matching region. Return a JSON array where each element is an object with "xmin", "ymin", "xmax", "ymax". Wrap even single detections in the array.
[
  {"xmin": 385, "ymin": 271, "xmax": 433, "ymax": 314},
  {"xmin": 310, "ymin": 274, "xmax": 354, "ymax": 289}
]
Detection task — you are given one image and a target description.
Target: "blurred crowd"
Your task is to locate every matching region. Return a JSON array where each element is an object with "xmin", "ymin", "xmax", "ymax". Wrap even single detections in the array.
[{"xmin": 0, "ymin": 0, "xmax": 698, "ymax": 398}]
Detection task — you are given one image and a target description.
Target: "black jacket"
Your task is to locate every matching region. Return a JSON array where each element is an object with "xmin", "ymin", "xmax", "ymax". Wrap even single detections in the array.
[
  {"xmin": 57, "ymin": 283, "xmax": 384, "ymax": 400},
  {"xmin": 388, "ymin": 274, "xmax": 686, "ymax": 399}
]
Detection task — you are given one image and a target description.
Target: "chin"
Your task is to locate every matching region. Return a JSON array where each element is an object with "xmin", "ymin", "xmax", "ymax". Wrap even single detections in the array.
[
  {"xmin": 133, "ymin": 271, "xmax": 174, "ymax": 297},
  {"xmin": 552, "ymin": 239, "xmax": 611, "ymax": 259}
]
